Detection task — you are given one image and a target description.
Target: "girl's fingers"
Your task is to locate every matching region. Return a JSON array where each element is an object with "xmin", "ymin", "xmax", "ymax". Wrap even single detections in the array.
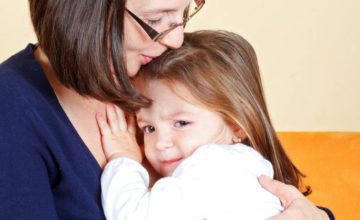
[
  {"xmin": 114, "ymin": 104, "xmax": 127, "ymax": 131},
  {"xmin": 106, "ymin": 104, "xmax": 120, "ymax": 132},
  {"xmin": 96, "ymin": 113, "xmax": 111, "ymax": 136}
]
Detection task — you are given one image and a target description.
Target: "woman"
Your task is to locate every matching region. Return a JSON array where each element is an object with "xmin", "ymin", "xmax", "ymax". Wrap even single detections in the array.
[{"xmin": 0, "ymin": 0, "xmax": 330, "ymax": 219}]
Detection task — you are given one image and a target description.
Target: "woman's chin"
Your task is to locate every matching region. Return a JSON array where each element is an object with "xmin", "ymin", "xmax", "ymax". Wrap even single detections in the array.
[{"xmin": 126, "ymin": 61, "xmax": 142, "ymax": 77}]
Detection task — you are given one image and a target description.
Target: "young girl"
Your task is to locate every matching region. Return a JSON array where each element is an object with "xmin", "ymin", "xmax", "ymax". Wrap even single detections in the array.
[{"xmin": 96, "ymin": 30, "xmax": 311, "ymax": 220}]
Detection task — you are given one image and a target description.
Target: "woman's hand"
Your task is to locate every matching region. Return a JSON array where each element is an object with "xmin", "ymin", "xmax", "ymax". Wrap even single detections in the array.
[
  {"xmin": 258, "ymin": 175, "xmax": 329, "ymax": 220},
  {"xmin": 96, "ymin": 104, "xmax": 142, "ymax": 163}
]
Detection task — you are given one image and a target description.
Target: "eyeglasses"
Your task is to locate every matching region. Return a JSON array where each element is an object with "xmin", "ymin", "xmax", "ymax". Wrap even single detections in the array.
[{"xmin": 126, "ymin": 0, "xmax": 205, "ymax": 42}]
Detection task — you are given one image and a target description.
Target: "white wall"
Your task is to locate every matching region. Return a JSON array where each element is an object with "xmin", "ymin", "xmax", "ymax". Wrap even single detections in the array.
[{"xmin": 1, "ymin": 1, "xmax": 359, "ymax": 131}]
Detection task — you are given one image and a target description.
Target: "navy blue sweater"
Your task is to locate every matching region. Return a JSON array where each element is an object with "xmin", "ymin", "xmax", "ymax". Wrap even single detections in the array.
[
  {"xmin": 0, "ymin": 44, "xmax": 106, "ymax": 219},
  {"xmin": 0, "ymin": 44, "xmax": 335, "ymax": 220}
]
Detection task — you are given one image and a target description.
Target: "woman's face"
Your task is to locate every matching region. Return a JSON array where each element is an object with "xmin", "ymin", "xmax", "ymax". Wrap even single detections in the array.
[{"xmin": 124, "ymin": 0, "xmax": 190, "ymax": 77}]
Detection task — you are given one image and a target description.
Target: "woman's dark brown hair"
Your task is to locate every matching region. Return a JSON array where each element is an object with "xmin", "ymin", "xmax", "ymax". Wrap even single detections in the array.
[
  {"xmin": 138, "ymin": 30, "xmax": 311, "ymax": 195},
  {"xmin": 28, "ymin": 0, "xmax": 148, "ymax": 112}
]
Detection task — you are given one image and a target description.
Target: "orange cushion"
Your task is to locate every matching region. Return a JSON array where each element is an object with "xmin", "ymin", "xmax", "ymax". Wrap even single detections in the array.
[{"xmin": 278, "ymin": 132, "xmax": 360, "ymax": 220}]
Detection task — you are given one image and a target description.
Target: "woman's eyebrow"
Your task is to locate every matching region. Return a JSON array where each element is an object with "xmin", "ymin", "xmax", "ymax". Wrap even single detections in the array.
[
  {"xmin": 141, "ymin": 8, "xmax": 176, "ymax": 15},
  {"xmin": 140, "ymin": 0, "xmax": 188, "ymax": 14}
]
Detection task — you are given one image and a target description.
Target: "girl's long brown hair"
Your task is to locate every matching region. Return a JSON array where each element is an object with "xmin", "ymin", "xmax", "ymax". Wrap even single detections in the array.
[{"xmin": 139, "ymin": 30, "xmax": 311, "ymax": 195}]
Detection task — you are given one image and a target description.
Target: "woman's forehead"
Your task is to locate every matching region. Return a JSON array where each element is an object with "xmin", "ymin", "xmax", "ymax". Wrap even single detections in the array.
[{"xmin": 126, "ymin": 0, "xmax": 190, "ymax": 13}]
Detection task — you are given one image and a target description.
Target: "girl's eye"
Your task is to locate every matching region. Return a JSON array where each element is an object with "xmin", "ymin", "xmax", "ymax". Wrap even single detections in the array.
[
  {"xmin": 174, "ymin": 120, "xmax": 190, "ymax": 128},
  {"xmin": 142, "ymin": 125, "xmax": 156, "ymax": 134}
]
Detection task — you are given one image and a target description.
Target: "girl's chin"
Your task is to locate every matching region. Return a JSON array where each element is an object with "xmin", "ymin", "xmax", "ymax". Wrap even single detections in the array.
[{"xmin": 158, "ymin": 168, "xmax": 173, "ymax": 177}]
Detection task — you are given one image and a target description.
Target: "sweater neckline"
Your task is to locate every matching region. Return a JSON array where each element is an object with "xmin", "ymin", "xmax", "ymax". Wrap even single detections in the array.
[{"xmin": 25, "ymin": 43, "xmax": 103, "ymax": 173}]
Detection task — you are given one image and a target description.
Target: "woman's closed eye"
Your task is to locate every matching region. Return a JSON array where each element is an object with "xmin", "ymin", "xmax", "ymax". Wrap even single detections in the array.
[
  {"xmin": 146, "ymin": 12, "xmax": 176, "ymax": 27},
  {"xmin": 145, "ymin": 13, "xmax": 165, "ymax": 26},
  {"xmin": 147, "ymin": 18, "xmax": 162, "ymax": 26},
  {"xmin": 174, "ymin": 120, "xmax": 191, "ymax": 128}
]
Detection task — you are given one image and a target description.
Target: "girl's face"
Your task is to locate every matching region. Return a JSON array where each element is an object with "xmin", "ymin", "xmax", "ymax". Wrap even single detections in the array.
[
  {"xmin": 124, "ymin": 0, "xmax": 190, "ymax": 77},
  {"xmin": 136, "ymin": 80, "xmax": 236, "ymax": 176}
]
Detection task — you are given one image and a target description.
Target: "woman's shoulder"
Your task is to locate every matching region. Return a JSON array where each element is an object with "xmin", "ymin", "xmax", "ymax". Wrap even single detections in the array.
[
  {"xmin": 0, "ymin": 44, "xmax": 62, "ymax": 146},
  {"xmin": 0, "ymin": 44, "xmax": 38, "ymax": 77},
  {"xmin": 0, "ymin": 44, "xmax": 56, "ymax": 111}
]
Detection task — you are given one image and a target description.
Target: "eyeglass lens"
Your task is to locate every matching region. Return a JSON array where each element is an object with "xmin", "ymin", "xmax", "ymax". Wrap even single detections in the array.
[{"xmin": 127, "ymin": 0, "xmax": 205, "ymax": 41}]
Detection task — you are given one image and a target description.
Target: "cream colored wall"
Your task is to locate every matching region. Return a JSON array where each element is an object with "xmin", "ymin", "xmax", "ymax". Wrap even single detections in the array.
[
  {"xmin": 1, "ymin": 1, "xmax": 359, "ymax": 131},
  {"xmin": 0, "ymin": 2, "xmax": 36, "ymax": 61}
]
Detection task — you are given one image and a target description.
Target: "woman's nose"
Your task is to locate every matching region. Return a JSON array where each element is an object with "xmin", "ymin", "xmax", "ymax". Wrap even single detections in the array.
[{"xmin": 158, "ymin": 26, "xmax": 184, "ymax": 49}]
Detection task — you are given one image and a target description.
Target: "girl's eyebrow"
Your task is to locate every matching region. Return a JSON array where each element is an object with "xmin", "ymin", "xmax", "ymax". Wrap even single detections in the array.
[
  {"xmin": 135, "ymin": 113, "xmax": 147, "ymax": 124},
  {"xmin": 136, "ymin": 117, "xmax": 143, "ymax": 124},
  {"xmin": 165, "ymin": 110, "xmax": 194, "ymax": 120}
]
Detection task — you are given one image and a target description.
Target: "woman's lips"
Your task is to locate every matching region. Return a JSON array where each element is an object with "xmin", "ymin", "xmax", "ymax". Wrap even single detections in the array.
[{"xmin": 141, "ymin": 55, "xmax": 153, "ymax": 65}]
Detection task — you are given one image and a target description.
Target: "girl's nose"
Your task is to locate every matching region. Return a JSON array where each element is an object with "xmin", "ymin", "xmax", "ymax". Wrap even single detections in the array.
[{"xmin": 154, "ymin": 130, "xmax": 174, "ymax": 151}]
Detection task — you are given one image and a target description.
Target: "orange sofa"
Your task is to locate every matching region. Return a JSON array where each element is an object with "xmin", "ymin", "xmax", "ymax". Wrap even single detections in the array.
[{"xmin": 278, "ymin": 132, "xmax": 360, "ymax": 220}]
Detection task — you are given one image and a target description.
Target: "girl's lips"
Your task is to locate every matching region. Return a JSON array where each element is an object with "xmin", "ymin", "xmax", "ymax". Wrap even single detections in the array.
[
  {"xmin": 159, "ymin": 158, "xmax": 184, "ymax": 176},
  {"xmin": 162, "ymin": 158, "xmax": 183, "ymax": 165}
]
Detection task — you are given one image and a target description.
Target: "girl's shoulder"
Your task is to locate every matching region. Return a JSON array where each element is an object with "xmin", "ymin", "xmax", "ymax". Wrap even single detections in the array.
[
  {"xmin": 192, "ymin": 143, "xmax": 262, "ymax": 160},
  {"xmin": 174, "ymin": 143, "xmax": 274, "ymax": 178}
]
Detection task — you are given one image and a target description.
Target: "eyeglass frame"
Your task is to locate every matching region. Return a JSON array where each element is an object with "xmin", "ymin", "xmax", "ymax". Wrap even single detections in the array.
[{"xmin": 125, "ymin": 0, "xmax": 205, "ymax": 42}]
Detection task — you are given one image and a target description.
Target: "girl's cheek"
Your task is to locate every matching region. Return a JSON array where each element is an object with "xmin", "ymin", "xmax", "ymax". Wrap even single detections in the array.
[{"xmin": 175, "ymin": 133, "xmax": 202, "ymax": 156}]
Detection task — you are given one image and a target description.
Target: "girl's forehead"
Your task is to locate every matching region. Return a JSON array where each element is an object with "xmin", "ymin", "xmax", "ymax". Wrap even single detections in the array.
[
  {"xmin": 145, "ymin": 80, "xmax": 192, "ymax": 102},
  {"xmin": 142, "ymin": 80, "xmax": 206, "ymax": 113}
]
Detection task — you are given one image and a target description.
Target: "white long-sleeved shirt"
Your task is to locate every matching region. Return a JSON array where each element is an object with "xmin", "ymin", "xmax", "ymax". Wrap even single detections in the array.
[{"xmin": 101, "ymin": 143, "xmax": 283, "ymax": 220}]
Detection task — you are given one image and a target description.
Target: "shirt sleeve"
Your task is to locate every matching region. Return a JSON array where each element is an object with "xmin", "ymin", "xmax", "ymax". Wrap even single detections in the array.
[
  {"xmin": 101, "ymin": 145, "xmax": 283, "ymax": 220},
  {"xmin": 0, "ymin": 98, "xmax": 59, "ymax": 219},
  {"xmin": 101, "ymin": 158, "xmax": 186, "ymax": 220}
]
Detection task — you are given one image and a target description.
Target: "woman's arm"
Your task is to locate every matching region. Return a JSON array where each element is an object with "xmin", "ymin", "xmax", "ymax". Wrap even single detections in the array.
[
  {"xmin": 0, "ymin": 118, "xmax": 58, "ymax": 219},
  {"xmin": 0, "ymin": 144, "xmax": 59, "ymax": 219},
  {"xmin": 258, "ymin": 175, "xmax": 331, "ymax": 220},
  {"xmin": 0, "ymin": 86, "xmax": 59, "ymax": 219}
]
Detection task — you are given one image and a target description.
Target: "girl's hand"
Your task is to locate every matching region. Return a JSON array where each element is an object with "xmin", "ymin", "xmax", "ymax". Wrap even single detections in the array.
[
  {"xmin": 258, "ymin": 175, "xmax": 329, "ymax": 220},
  {"xmin": 96, "ymin": 104, "xmax": 142, "ymax": 163}
]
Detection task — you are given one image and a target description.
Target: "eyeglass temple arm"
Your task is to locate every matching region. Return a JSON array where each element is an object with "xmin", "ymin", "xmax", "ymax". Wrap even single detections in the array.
[
  {"xmin": 125, "ymin": 9, "xmax": 159, "ymax": 40},
  {"xmin": 184, "ymin": 0, "xmax": 205, "ymax": 24}
]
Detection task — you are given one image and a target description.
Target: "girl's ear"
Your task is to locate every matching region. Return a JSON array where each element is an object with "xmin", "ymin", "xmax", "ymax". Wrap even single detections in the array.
[{"xmin": 231, "ymin": 125, "xmax": 247, "ymax": 143}]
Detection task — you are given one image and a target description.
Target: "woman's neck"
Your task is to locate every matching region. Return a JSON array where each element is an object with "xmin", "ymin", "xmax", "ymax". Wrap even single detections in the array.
[
  {"xmin": 34, "ymin": 47, "xmax": 107, "ymax": 168},
  {"xmin": 34, "ymin": 47, "xmax": 106, "ymax": 113}
]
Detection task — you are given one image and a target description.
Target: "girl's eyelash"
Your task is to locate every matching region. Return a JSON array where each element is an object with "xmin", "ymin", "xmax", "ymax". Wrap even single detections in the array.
[
  {"xmin": 141, "ymin": 125, "xmax": 155, "ymax": 133},
  {"xmin": 174, "ymin": 120, "xmax": 191, "ymax": 127}
]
